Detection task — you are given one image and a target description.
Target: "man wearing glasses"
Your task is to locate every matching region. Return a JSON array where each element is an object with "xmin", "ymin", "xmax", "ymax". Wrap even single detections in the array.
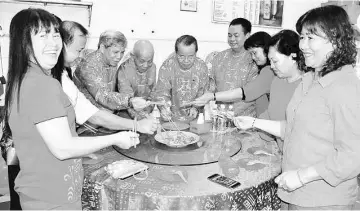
[
  {"xmin": 117, "ymin": 40, "xmax": 157, "ymax": 119},
  {"xmin": 151, "ymin": 35, "xmax": 209, "ymax": 121}
]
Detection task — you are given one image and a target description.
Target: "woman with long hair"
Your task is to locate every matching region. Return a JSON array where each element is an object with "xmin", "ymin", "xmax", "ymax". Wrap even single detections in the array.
[{"xmin": 3, "ymin": 8, "xmax": 139, "ymax": 209}]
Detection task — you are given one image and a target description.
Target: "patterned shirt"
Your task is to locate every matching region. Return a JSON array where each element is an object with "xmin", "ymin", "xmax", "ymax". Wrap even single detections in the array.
[
  {"xmin": 210, "ymin": 48, "xmax": 258, "ymax": 116},
  {"xmin": 117, "ymin": 55, "xmax": 157, "ymax": 118},
  {"xmin": 73, "ymin": 50, "xmax": 133, "ymax": 112},
  {"xmin": 150, "ymin": 54, "xmax": 209, "ymax": 119}
]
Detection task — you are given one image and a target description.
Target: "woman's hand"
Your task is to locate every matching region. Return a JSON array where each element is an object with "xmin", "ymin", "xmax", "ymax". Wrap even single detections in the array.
[
  {"xmin": 234, "ymin": 116, "xmax": 255, "ymax": 130},
  {"xmin": 113, "ymin": 131, "xmax": 140, "ymax": 149},
  {"xmin": 275, "ymin": 170, "xmax": 304, "ymax": 191},
  {"xmin": 193, "ymin": 93, "xmax": 214, "ymax": 106},
  {"xmin": 137, "ymin": 115, "xmax": 159, "ymax": 134}
]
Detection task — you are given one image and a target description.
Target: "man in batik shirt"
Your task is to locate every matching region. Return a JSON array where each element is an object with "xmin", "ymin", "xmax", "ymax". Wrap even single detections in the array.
[
  {"xmin": 209, "ymin": 18, "xmax": 258, "ymax": 116},
  {"xmin": 151, "ymin": 35, "xmax": 209, "ymax": 121},
  {"xmin": 74, "ymin": 30, "xmax": 147, "ymax": 114},
  {"xmin": 117, "ymin": 40, "xmax": 156, "ymax": 119}
]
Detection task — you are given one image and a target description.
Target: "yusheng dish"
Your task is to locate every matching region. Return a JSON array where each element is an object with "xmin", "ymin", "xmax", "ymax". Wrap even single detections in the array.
[
  {"xmin": 166, "ymin": 131, "xmax": 195, "ymax": 146},
  {"xmin": 156, "ymin": 131, "xmax": 199, "ymax": 147}
]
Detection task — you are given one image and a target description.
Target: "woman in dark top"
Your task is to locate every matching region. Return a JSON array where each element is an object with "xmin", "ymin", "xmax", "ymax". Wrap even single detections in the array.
[
  {"xmin": 2, "ymin": 8, "xmax": 139, "ymax": 209},
  {"xmin": 194, "ymin": 31, "xmax": 275, "ymax": 116}
]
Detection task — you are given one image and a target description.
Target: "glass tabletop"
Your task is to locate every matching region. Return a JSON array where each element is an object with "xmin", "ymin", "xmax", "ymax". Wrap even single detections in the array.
[{"xmin": 113, "ymin": 129, "xmax": 246, "ymax": 166}]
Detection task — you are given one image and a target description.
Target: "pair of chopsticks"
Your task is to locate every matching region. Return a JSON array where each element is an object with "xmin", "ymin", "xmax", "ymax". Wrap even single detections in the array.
[
  {"xmin": 83, "ymin": 122, "xmax": 98, "ymax": 134},
  {"xmin": 132, "ymin": 117, "xmax": 137, "ymax": 148}
]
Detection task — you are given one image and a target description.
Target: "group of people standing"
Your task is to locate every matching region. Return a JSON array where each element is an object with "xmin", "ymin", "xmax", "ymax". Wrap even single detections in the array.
[{"xmin": 0, "ymin": 3, "xmax": 359, "ymax": 210}]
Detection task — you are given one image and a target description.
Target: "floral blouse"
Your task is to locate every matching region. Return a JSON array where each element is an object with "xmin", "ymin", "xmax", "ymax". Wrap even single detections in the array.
[
  {"xmin": 73, "ymin": 50, "xmax": 133, "ymax": 113},
  {"xmin": 210, "ymin": 48, "xmax": 258, "ymax": 116},
  {"xmin": 117, "ymin": 55, "xmax": 157, "ymax": 119},
  {"xmin": 150, "ymin": 54, "xmax": 209, "ymax": 119}
]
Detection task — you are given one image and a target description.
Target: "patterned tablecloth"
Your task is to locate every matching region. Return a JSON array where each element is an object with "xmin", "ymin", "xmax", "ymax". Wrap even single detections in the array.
[{"xmin": 81, "ymin": 131, "xmax": 282, "ymax": 210}]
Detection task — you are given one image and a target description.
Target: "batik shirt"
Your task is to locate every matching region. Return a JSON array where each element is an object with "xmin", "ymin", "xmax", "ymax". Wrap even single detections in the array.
[
  {"xmin": 74, "ymin": 50, "xmax": 133, "ymax": 113},
  {"xmin": 117, "ymin": 55, "xmax": 156, "ymax": 119},
  {"xmin": 150, "ymin": 54, "xmax": 209, "ymax": 119},
  {"xmin": 209, "ymin": 48, "xmax": 258, "ymax": 116}
]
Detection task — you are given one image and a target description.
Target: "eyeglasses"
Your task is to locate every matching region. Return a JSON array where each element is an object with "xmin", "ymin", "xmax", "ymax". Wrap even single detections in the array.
[{"xmin": 176, "ymin": 54, "xmax": 196, "ymax": 62}]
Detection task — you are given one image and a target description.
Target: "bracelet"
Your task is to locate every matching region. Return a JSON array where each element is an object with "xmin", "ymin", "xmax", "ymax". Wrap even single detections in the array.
[
  {"xmin": 213, "ymin": 92, "xmax": 216, "ymax": 101},
  {"xmin": 297, "ymin": 169, "xmax": 305, "ymax": 186},
  {"xmin": 241, "ymin": 87, "xmax": 246, "ymax": 101},
  {"xmin": 251, "ymin": 118, "xmax": 256, "ymax": 128}
]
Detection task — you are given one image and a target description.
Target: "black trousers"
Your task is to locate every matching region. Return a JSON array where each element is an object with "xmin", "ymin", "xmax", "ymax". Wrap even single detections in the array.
[{"xmin": 8, "ymin": 165, "xmax": 21, "ymax": 210}]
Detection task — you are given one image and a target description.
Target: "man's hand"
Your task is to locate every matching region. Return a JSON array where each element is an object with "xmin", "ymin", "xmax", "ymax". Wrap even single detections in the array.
[
  {"xmin": 189, "ymin": 107, "xmax": 198, "ymax": 118},
  {"xmin": 193, "ymin": 93, "xmax": 214, "ymax": 107},
  {"xmin": 160, "ymin": 108, "xmax": 172, "ymax": 121},
  {"xmin": 131, "ymin": 97, "xmax": 149, "ymax": 111},
  {"xmin": 137, "ymin": 115, "xmax": 159, "ymax": 134}
]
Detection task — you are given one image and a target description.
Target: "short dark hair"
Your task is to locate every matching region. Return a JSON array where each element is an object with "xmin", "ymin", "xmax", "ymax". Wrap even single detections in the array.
[
  {"xmin": 244, "ymin": 31, "xmax": 271, "ymax": 55},
  {"xmin": 229, "ymin": 18, "xmax": 252, "ymax": 34},
  {"xmin": 175, "ymin": 35, "xmax": 198, "ymax": 52},
  {"xmin": 60, "ymin": 21, "xmax": 88, "ymax": 45},
  {"xmin": 296, "ymin": 5, "xmax": 356, "ymax": 77},
  {"xmin": 269, "ymin": 29, "xmax": 306, "ymax": 72}
]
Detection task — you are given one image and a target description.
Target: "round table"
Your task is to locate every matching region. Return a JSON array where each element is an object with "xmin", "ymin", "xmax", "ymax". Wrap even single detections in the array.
[{"xmin": 81, "ymin": 130, "xmax": 282, "ymax": 210}]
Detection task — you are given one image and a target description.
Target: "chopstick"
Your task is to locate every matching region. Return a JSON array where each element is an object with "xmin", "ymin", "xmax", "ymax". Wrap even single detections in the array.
[
  {"xmin": 133, "ymin": 117, "xmax": 137, "ymax": 148},
  {"xmin": 83, "ymin": 122, "xmax": 98, "ymax": 134}
]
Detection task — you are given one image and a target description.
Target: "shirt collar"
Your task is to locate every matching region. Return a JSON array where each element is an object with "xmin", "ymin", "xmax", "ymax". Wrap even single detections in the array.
[{"xmin": 318, "ymin": 65, "xmax": 354, "ymax": 88}]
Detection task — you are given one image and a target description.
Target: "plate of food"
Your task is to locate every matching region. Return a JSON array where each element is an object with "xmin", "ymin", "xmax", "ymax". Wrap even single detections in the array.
[
  {"xmin": 162, "ymin": 122, "xmax": 190, "ymax": 131},
  {"xmin": 154, "ymin": 131, "xmax": 200, "ymax": 148}
]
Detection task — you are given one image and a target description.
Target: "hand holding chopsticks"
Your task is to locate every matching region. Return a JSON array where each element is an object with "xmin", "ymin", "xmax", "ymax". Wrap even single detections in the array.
[{"xmin": 132, "ymin": 117, "xmax": 138, "ymax": 148}]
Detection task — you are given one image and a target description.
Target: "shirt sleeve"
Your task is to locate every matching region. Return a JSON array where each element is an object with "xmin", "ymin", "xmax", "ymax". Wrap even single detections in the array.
[
  {"xmin": 314, "ymin": 80, "xmax": 360, "ymax": 186},
  {"xmin": 244, "ymin": 60, "xmax": 259, "ymax": 86},
  {"xmin": 62, "ymin": 72, "xmax": 99, "ymax": 124},
  {"xmin": 150, "ymin": 60, "xmax": 172, "ymax": 110},
  {"xmin": 206, "ymin": 55, "xmax": 217, "ymax": 93},
  {"xmin": 243, "ymin": 66, "xmax": 275, "ymax": 102},
  {"xmin": 196, "ymin": 62, "xmax": 210, "ymax": 98},
  {"xmin": 25, "ymin": 78, "xmax": 67, "ymax": 124},
  {"xmin": 75, "ymin": 60, "xmax": 132, "ymax": 111},
  {"xmin": 117, "ymin": 65, "xmax": 134, "ymax": 96}
]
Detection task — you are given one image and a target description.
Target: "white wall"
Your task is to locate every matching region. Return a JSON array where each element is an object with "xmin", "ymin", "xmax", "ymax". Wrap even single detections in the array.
[
  {"xmin": 0, "ymin": 0, "xmax": 327, "ymax": 104},
  {"xmin": 85, "ymin": 0, "xmax": 326, "ymax": 67}
]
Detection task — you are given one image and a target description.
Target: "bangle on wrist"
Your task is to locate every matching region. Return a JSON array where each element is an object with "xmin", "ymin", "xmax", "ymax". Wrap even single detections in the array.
[
  {"xmin": 241, "ymin": 87, "xmax": 246, "ymax": 101},
  {"xmin": 297, "ymin": 169, "xmax": 305, "ymax": 186},
  {"xmin": 213, "ymin": 93, "xmax": 216, "ymax": 101},
  {"xmin": 251, "ymin": 118, "xmax": 256, "ymax": 128}
]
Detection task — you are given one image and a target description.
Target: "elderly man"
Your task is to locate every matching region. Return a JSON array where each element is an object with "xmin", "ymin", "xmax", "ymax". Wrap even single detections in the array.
[
  {"xmin": 74, "ymin": 30, "xmax": 147, "ymax": 114},
  {"xmin": 117, "ymin": 40, "xmax": 156, "ymax": 119},
  {"xmin": 150, "ymin": 35, "xmax": 209, "ymax": 121},
  {"xmin": 60, "ymin": 21, "xmax": 157, "ymax": 133},
  {"xmin": 209, "ymin": 18, "xmax": 258, "ymax": 116}
]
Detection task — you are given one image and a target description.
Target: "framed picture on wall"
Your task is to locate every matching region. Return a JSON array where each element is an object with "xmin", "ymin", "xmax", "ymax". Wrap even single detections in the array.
[
  {"xmin": 255, "ymin": 0, "xmax": 283, "ymax": 28},
  {"xmin": 212, "ymin": 0, "xmax": 283, "ymax": 28},
  {"xmin": 180, "ymin": 0, "xmax": 197, "ymax": 12}
]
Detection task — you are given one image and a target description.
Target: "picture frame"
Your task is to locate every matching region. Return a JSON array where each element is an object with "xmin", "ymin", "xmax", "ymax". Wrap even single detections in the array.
[
  {"xmin": 211, "ymin": 0, "xmax": 283, "ymax": 28},
  {"xmin": 180, "ymin": 0, "xmax": 197, "ymax": 12}
]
